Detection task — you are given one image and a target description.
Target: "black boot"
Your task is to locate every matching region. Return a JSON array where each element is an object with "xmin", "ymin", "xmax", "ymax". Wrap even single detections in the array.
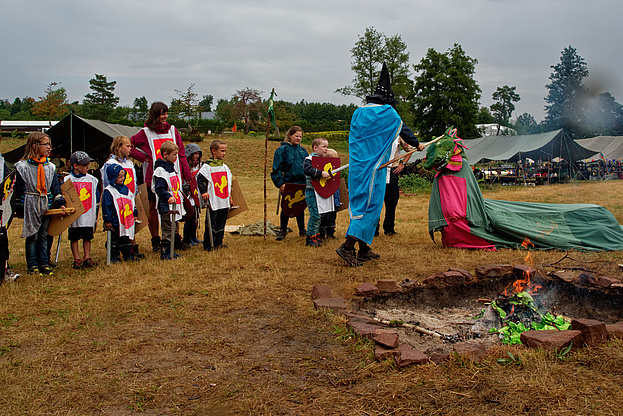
[
  {"xmin": 175, "ymin": 233, "xmax": 189, "ymax": 251},
  {"xmin": 160, "ymin": 242, "xmax": 172, "ymax": 260},
  {"xmin": 151, "ymin": 236, "xmax": 161, "ymax": 252},
  {"xmin": 131, "ymin": 244, "xmax": 145, "ymax": 259}
]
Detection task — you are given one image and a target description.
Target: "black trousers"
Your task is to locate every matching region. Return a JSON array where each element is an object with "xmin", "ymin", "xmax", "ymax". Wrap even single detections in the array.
[
  {"xmin": 381, "ymin": 171, "xmax": 400, "ymax": 234},
  {"xmin": 280, "ymin": 211, "xmax": 305, "ymax": 233},
  {"xmin": 204, "ymin": 207, "xmax": 228, "ymax": 248}
]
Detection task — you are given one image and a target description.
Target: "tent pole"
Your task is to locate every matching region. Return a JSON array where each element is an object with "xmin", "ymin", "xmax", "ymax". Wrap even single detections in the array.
[{"xmin": 70, "ymin": 113, "xmax": 73, "ymax": 155}]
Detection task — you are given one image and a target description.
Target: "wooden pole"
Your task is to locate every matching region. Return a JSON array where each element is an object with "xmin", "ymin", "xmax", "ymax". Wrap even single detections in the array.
[
  {"xmin": 378, "ymin": 133, "xmax": 444, "ymax": 169},
  {"xmin": 264, "ymin": 97, "xmax": 271, "ymax": 238}
]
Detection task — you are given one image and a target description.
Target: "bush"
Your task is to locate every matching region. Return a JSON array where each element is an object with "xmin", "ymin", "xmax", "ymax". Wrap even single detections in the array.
[{"xmin": 398, "ymin": 174, "xmax": 432, "ymax": 193}]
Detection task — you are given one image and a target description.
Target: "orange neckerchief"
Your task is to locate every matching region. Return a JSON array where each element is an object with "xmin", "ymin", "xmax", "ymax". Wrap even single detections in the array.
[{"xmin": 34, "ymin": 156, "xmax": 48, "ymax": 195}]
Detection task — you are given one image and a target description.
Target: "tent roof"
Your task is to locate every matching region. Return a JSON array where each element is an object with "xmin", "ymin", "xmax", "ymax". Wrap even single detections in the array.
[
  {"xmin": 405, "ymin": 129, "xmax": 596, "ymax": 165},
  {"xmin": 461, "ymin": 130, "xmax": 596, "ymax": 164},
  {"xmin": 2, "ymin": 114, "xmax": 140, "ymax": 165},
  {"xmin": 575, "ymin": 136, "xmax": 623, "ymax": 161}
]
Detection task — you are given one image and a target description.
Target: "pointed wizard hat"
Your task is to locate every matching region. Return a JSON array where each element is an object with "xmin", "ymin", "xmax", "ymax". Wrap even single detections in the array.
[{"xmin": 365, "ymin": 63, "xmax": 398, "ymax": 108}]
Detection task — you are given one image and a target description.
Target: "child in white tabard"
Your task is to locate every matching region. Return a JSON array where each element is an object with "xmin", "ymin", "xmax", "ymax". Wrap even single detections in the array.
[{"xmin": 65, "ymin": 151, "xmax": 99, "ymax": 269}]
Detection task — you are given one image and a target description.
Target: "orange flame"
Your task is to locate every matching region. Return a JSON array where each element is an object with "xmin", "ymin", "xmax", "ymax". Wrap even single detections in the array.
[{"xmin": 502, "ymin": 238, "xmax": 542, "ymax": 296}]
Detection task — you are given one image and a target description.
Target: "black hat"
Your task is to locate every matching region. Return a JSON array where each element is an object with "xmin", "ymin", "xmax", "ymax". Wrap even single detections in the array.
[
  {"xmin": 365, "ymin": 63, "xmax": 397, "ymax": 108},
  {"xmin": 69, "ymin": 151, "xmax": 94, "ymax": 166}
]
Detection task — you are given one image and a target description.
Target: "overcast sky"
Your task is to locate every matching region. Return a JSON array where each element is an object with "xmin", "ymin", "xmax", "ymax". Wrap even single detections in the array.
[{"xmin": 2, "ymin": 0, "xmax": 622, "ymax": 123}]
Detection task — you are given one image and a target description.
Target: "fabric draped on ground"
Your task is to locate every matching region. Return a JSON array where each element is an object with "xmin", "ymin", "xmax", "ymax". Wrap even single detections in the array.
[{"xmin": 428, "ymin": 137, "xmax": 623, "ymax": 251}]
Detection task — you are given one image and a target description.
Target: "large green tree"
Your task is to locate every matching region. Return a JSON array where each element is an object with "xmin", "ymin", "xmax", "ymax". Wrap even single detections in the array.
[
  {"xmin": 83, "ymin": 74, "xmax": 119, "ymax": 121},
  {"xmin": 412, "ymin": 44, "xmax": 481, "ymax": 139},
  {"xmin": 544, "ymin": 46, "xmax": 588, "ymax": 135},
  {"xmin": 32, "ymin": 82, "xmax": 68, "ymax": 122},
  {"xmin": 490, "ymin": 85, "xmax": 520, "ymax": 126},
  {"xmin": 336, "ymin": 27, "xmax": 412, "ymax": 121},
  {"xmin": 514, "ymin": 113, "xmax": 540, "ymax": 135}
]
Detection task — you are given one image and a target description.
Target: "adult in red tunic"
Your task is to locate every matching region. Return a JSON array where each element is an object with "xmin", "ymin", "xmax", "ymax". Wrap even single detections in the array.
[{"xmin": 130, "ymin": 102, "xmax": 191, "ymax": 251}]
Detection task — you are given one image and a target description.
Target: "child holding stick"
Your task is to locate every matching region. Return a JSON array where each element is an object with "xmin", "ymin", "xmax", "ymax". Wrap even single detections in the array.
[
  {"xmin": 65, "ymin": 151, "xmax": 100, "ymax": 269},
  {"xmin": 152, "ymin": 141, "xmax": 185, "ymax": 260},
  {"xmin": 197, "ymin": 140, "xmax": 232, "ymax": 251},
  {"xmin": 303, "ymin": 137, "xmax": 332, "ymax": 247}
]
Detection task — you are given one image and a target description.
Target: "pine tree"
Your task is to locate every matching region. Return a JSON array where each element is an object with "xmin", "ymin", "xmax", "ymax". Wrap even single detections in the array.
[
  {"xmin": 544, "ymin": 46, "xmax": 588, "ymax": 134},
  {"xmin": 83, "ymin": 74, "xmax": 119, "ymax": 121}
]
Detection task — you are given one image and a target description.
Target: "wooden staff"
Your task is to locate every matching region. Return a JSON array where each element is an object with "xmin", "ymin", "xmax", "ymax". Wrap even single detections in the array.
[
  {"xmin": 276, "ymin": 191, "xmax": 281, "ymax": 216},
  {"xmin": 377, "ymin": 133, "xmax": 446, "ymax": 169}
]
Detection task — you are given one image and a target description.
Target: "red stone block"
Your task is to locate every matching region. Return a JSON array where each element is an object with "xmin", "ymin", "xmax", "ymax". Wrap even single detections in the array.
[
  {"xmin": 513, "ymin": 264, "xmax": 537, "ymax": 279},
  {"xmin": 374, "ymin": 345, "xmax": 399, "ymax": 361},
  {"xmin": 606, "ymin": 322, "xmax": 623, "ymax": 339},
  {"xmin": 395, "ymin": 344, "xmax": 428, "ymax": 367},
  {"xmin": 447, "ymin": 267, "xmax": 473, "ymax": 280},
  {"xmin": 595, "ymin": 275, "xmax": 621, "ymax": 288},
  {"xmin": 375, "ymin": 279, "xmax": 402, "ymax": 293},
  {"xmin": 475, "ymin": 264, "xmax": 514, "ymax": 279},
  {"xmin": 313, "ymin": 297, "xmax": 347, "ymax": 314},
  {"xmin": 423, "ymin": 272, "xmax": 445, "ymax": 285},
  {"xmin": 311, "ymin": 285, "xmax": 333, "ymax": 300},
  {"xmin": 571, "ymin": 319, "xmax": 607, "ymax": 347},
  {"xmin": 442, "ymin": 270, "xmax": 468, "ymax": 285},
  {"xmin": 355, "ymin": 282, "xmax": 379, "ymax": 296},
  {"xmin": 520, "ymin": 330, "xmax": 584, "ymax": 351},
  {"xmin": 346, "ymin": 315, "xmax": 384, "ymax": 338},
  {"xmin": 429, "ymin": 352, "xmax": 451, "ymax": 365},
  {"xmin": 453, "ymin": 343, "xmax": 487, "ymax": 363},
  {"xmin": 551, "ymin": 270, "xmax": 575, "ymax": 283},
  {"xmin": 372, "ymin": 329, "xmax": 399, "ymax": 349}
]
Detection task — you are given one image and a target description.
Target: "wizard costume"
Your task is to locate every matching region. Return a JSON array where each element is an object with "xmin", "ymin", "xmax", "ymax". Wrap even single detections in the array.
[{"xmin": 337, "ymin": 63, "xmax": 421, "ymax": 266}]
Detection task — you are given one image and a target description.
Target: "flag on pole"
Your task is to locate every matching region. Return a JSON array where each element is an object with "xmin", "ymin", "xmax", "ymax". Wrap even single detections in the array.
[{"xmin": 267, "ymin": 89, "xmax": 277, "ymax": 130}]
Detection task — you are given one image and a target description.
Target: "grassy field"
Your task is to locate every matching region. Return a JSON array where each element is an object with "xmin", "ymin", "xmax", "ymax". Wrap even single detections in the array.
[{"xmin": 2, "ymin": 135, "xmax": 623, "ymax": 415}]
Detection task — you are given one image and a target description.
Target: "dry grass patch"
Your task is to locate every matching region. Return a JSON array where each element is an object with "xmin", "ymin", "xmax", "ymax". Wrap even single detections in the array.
[{"xmin": 2, "ymin": 135, "xmax": 623, "ymax": 414}]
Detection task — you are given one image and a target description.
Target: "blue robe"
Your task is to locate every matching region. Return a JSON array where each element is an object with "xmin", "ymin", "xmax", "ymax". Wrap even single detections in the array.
[{"xmin": 346, "ymin": 104, "xmax": 402, "ymax": 244}]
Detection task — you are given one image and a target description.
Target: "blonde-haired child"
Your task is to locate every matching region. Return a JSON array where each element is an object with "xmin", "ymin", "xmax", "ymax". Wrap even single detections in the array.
[{"xmin": 101, "ymin": 135, "xmax": 143, "ymax": 258}]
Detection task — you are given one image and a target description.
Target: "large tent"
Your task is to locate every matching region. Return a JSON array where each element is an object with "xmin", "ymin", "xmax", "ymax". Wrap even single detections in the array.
[
  {"xmin": 2, "ymin": 113, "xmax": 140, "ymax": 166},
  {"xmin": 405, "ymin": 129, "xmax": 595, "ymax": 167},
  {"xmin": 462, "ymin": 129, "xmax": 595, "ymax": 165},
  {"xmin": 575, "ymin": 136, "xmax": 623, "ymax": 162}
]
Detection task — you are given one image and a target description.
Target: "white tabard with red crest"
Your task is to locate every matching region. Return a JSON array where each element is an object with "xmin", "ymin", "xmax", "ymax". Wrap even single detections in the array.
[
  {"xmin": 152, "ymin": 166, "xmax": 186, "ymax": 221},
  {"xmin": 143, "ymin": 126, "xmax": 181, "ymax": 175},
  {"xmin": 105, "ymin": 185, "xmax": 136, "ymax": 239},
  {"xmin": 64, "ymin": 174, "xmax": 99, "ymax": 228},
  {"xmin": 102, "ymin": 157, "xmax": 137, "ymax": 194},
  {"xmin": 197, "ymin": 164, "xmax": 232, "ymax": 210}
]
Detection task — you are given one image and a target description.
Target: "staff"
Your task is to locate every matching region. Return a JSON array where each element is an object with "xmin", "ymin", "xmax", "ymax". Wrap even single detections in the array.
[{"xmin": 377, "ymin": 132, "xmax": 447, "ymax": 169}]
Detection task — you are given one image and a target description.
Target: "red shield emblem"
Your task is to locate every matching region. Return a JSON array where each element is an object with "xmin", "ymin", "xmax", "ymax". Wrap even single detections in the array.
[
  {"xmin": 153, "ymin": 137, "xmax": 174, "ymax": 160},
  {"xmin": 190, "ymin": 170, "xmax": 201, "ymax": 206},
  {"xmin": 74, "ymin": 181, "xmax": 93, "ymax": 212},
  {"xmin": 311, "ymin": 156, "xmax": 341, "ymax": 198},
  {"xmin": 281, "ymin": 183, "xmax": 307, "ymax": 218},
  {"xmin": 124, "ymin": 168, "xmax": 136, "ymax": 193},
  {"xmin": 211, "ymin": 171, "xmax": 229, "ymax": 199},
  {"xmin": 170, "ymin": 175, "xmax": 182, "ymax": 205},
  {"xmin": 116, "ymin": 197, "xmax": 134, "ymax": 228}
]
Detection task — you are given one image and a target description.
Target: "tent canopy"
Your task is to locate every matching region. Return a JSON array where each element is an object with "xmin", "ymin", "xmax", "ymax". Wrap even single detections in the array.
[
  {"xmin": 462, "ymin": 129, "xmax": 595, "ymax": 164},
  {"xmin": 575, "ymin": 136, "xmax": 623, "ymax": 162},
  {"xmin": 406, "ymin": 129, "xmax": 595, "ymax": 166},
  {"xmin": 3, "ymin": 113, "xmax": 140, "ymax": 166}
]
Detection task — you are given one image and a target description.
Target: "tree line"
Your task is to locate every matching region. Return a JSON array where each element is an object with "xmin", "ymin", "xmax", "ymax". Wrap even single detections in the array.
[
  {"xmin": 337, "ymin": 27, "xmax": 623, "ymax": 139},
  {"xmin": 0, "ymin": 79, "xmax": 358, "ymax": 136}
]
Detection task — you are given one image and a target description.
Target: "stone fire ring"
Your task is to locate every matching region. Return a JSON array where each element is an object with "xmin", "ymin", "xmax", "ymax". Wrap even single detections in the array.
[{"xmin": 311, "ymin": 264, "xmax": 623, "ymax": 368}]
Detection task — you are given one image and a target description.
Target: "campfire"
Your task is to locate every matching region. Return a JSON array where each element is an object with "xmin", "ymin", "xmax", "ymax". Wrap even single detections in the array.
[{"xmin": 347, "ymin": 258, "xmax": 623, "ymax": 359}]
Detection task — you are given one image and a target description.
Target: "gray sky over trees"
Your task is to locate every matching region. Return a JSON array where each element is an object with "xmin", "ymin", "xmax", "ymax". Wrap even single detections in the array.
[{"xmin": 2, "ymin": 0, "xmax": 621, "ymax": 121}]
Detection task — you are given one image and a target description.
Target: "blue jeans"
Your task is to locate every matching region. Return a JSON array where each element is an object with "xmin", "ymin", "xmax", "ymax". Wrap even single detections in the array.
[
  {"xmin": 305, "ymin": 188, "xmax": 320, "ymax": 236},
  {"xmin": 25, "ymin": 216, "xmax": 51, "ymax": 268}
]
